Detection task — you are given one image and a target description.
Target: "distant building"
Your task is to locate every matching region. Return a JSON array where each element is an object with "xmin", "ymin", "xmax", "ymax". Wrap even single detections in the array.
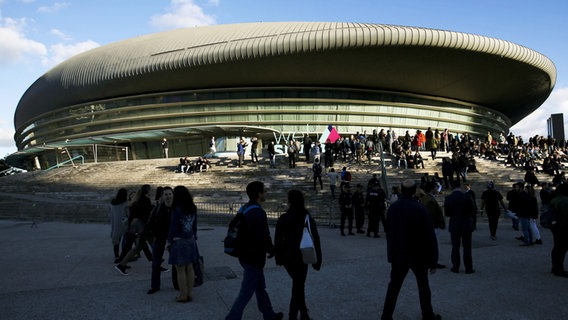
[
  {"xmin": 547, "ymin": 113, "xmax": 566, "ymax": 142},
  {"xmin": 9, "ymin": 22, "xmax": 556, "ymax": 169}
]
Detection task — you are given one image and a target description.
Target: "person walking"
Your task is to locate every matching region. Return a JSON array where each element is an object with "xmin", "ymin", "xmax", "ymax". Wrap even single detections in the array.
[
  {"xmin": 225, "ymin": 181, "xmax": 283, "ymax": 320},
  {"xmin": 274, "ymin": 190, "xmax": 322, "ymax": 320},
  {"xmin": 381, "ymin": 179, "xmax": 441, "ymax": 320},
  {"xmin": 326, "ymin": 167, "xmax": 338, "ymax": 200},
  {"xmin": 445, "ymin": 180, "xmax": 476, "ymax": 274},
  {"xmin": 515, "ymin": 184, "xmax": 535, "ymax": 246},
  {"xmin": 550, "ymin": 183, "xmax": 568, "ymax": 278},
  {"xmin": 146, "ymin": 186, "xmax": 174, "ymax": 294},
  {"xmin": 110, "ymin": 188, "xmax": 129, "ymax": 263},
  {"xmin": 114, "ymin": 185, "xmax": 154, "ymax": 275},
  {"xmin": 167, "ymin": 186, "xmax": 199, "ymax": 303},
  {"xmin": 480, "ymin": 181, "xmax": 508, "ymax": 240},
  {"xmin": 419, "ymin": 182, "xmax": 446, "ymax": 269},
  {"xmin": 312, "ymin": 159, "xmax": 323, "ymax": 190},
  {"xmin": 526, "ymin": 184, "xmax": 543, "ymax": 245}
]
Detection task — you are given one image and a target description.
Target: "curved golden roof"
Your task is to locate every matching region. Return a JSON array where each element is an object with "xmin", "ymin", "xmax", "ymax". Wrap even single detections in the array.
[{"xmin": 15, "ymin": 22, "xmax": 556, "ymax": 128}]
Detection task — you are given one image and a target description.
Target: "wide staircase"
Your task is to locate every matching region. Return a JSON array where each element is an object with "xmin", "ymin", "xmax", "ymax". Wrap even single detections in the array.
[{"xmin": 0, "ymin": 151, "xmax": 554, "ymax": 226}]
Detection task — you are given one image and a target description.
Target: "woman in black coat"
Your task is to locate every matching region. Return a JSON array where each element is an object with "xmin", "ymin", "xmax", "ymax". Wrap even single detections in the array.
[{"xmin": 274, "ymin": 190, "xmax": 322, "ymax": 320}]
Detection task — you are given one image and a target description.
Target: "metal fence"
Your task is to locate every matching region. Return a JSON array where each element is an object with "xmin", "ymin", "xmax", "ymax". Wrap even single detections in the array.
[{"xmin": 195, "ymin": 201, "xmax": 339, "ymax": 228}]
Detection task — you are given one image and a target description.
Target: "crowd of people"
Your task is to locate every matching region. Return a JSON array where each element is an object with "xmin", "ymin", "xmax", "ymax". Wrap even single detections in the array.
[
  {"xmin": 109, "ymin": 182, "xmax": 323, "ymax": 320},
  {"xmin": 111, "ymin": 128, "xmax": 568, "ymax": 319},
  {"xmin": 175, "ymin": 156, "xmax": 211, "ymax": 173}
]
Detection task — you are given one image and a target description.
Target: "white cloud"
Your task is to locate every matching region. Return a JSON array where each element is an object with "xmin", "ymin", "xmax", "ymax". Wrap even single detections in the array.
[
  {"xmin": 0, "ymin": 119, "xmax": 16, "ymax": 156},
  {"xmin": 50, "ymin": 28, "xmax": 71, "ymax": 40},
  {"xmin": 150, "ymin": 0, "xmax": 216, "ymax": 30},
  {"xmin": 0, "ymin": 17, "xmax": 47, "ymax": 64},
  {"xmin": 208, "ymin": 0, "xmax": 220, "ymax": 6},
  {"xmin": 41, "ymin": 40, "xmax": 100, "ymax": 67},
  {"xmin": 37, "ymin": 2, "xmax": 70, "ymax": 14},
  {"xmin": 510, "ymin": 86, "xmax": 568, "ymax": 139}
]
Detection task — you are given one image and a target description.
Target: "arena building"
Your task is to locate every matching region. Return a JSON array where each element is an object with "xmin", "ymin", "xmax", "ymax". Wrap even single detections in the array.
[{"xmin": 10, "ymin": 22, "xmax": 556, "ymax": 169}]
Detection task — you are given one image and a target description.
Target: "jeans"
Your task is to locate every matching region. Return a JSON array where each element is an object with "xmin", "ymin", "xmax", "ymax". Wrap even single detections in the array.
[
  {"xmin": 530, "ymin": 219, "xmax": 541, "ymax": 240},
  {"xmin": 330, "ymin": 185, "xmax": 336, "ymax": 199},
  {"xmin": 520, "ymin": 218, "xmax": 533, "ymax": 245},
  {"xmin": 226, "ymin": 261, "xmax": 277, "ymax": 320}
]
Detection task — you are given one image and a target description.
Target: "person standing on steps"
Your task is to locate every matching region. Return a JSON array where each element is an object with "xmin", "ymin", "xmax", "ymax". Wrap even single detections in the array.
[
  {"xmin": 366, "ymin": 183, "xmax": 387, "ymax": 238},
  {"xmin": 326, "ymin": 167, "xmax": 339, "ymax": 200},
  {"xmin": 353, "ymin": 184, "xmax": 366, "ymax": 234},
  {"xmin": 237, "ymin": 138, "xmax": 247, "ymax": 168},
  {"xmin": 161, "ymin": 138, "xmax": 169, "ymax": 158},
  {"xmin": 288, "ymin": 139, "xmax": 297, "ymax": 168},
  {"xmin": 312, "ymin": 158, "xmax": 323, "ymax": 190},
  {"xmin": 268, "ymin": 141, "xmax": 277, "ymax": 168},
  {"xmin": 250, "ymin": 136, "xmax": 259, "ymax": 163},
  {"xmin": 338, "ymin": 184, "xmax": 354, "ymax": 236}
]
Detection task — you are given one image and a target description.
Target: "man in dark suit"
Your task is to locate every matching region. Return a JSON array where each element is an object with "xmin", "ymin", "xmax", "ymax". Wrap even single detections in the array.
[
  {"xmin": 381, "ymin": 179, "xmax": 441, "ymax": 320},
  {"xmin": 444, "ymin": 180, "xmax": 477, "ymax": 274}
]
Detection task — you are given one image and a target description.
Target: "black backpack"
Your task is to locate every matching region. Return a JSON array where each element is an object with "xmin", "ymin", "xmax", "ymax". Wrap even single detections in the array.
[
  {"xmin": 313, "ymin": 163, "xmax": 322, "ymax": 175},
  {"xmin": 223, "ymin": 204, "xmax": 260, "ymax": 257}
]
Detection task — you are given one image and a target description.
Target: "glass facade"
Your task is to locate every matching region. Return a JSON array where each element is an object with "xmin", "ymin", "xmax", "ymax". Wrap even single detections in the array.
[{"xmin": 15, "ymin": 87, "xmax": 510, "ymax": 165}]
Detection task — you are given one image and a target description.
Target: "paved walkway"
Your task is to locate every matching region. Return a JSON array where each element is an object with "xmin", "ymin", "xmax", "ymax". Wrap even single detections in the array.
[{"xmin": 0, "ymin": 218, "xmax": 565, "ymax": 320}]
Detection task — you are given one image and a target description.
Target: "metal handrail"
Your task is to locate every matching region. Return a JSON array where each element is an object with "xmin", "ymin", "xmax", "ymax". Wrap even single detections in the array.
[{"xmin": 45, "ymin": 155, "xmax": 85, "ymax": 171}]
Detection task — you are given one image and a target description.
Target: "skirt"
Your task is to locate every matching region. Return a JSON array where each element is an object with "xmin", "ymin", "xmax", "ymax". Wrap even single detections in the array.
[{"xmin": 169, "ymin": 237, "xmax": 198, "ymax": 266}]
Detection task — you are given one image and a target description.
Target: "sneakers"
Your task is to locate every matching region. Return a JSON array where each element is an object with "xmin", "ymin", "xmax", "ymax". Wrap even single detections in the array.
[
  {"xmin": 114, "ymin": 264, "xmax": 128, "ymax": 276},
  {"xmin": 159, "ymin": 266, "xmax": 170, "ymax": 272}
]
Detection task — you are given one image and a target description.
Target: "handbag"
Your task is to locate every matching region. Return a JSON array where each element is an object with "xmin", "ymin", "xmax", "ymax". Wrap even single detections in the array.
[
  {"xmin": 193, "ymin": 241, "xmax": 204, "ymax": 287},
  {"xmin": 300, "ymin": 214, "xmax": 317, "ymax": 265}
]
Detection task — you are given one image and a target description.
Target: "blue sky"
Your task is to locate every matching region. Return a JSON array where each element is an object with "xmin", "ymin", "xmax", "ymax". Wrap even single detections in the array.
[{"xmin": 1, "ymin": 0, "xmax": 567, "ymax": 158}]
